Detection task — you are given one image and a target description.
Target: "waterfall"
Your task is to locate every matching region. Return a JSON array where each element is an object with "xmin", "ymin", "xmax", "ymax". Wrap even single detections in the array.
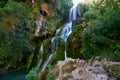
[
  {"xmin": 40, "ymin": 31, "xmax": 58, "ymax": 71},
  {"xmin": 39, "ymin": 4, "xmax": 80, "ymax": 71},
  {"xmin": 60, "ymin": 4, "xmax": 79, "ymax": 60},
  {"xmin": 37, "ymin": 44, "xmax": 43, "ymax": 71},
  {"xmin": 69, "ymin": 5, "xmax": 77, "ymax": 21},
  {"xmin": 60, "ymin": 22, "xmax": 72, "ymax": 60},
  {"xmin": 41, "ymin": 53, "xmax": 53, "ymax": 71}
]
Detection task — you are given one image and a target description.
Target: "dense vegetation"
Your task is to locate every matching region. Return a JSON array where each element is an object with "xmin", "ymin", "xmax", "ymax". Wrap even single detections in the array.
[
  {"xmin": 0, "ymin": 0, "xmax": 72, "ymax": 71},
  {"xmin": 81, "ymin": 0, "xmax": 120, "ymax": 61},
  {"xmin": 0, "ymin": 0, "xmax": 34, "ymax": 70},
  {"xmin": 0, "ymin": 0, "xmax": 120, "ymax": 80},
  {"xmin": 41, "ymin": 0, "xmax": 120, "ymax": 79}
]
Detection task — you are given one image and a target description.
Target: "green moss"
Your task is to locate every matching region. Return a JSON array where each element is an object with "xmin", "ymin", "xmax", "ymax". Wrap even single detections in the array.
[
  {"xmin": 66, "ymin": 19, "xmax": 86, "ymax": 59},
  {"xmin": 37, "ymin": 70, "xmax": 48, "ymax": 80},
  {"xmin": 42, "ymin": 38, "xmax": 52, "ymax": 63},
  {"xmin": 46, "ymin": 72, "xmax": 53, "ymax": 80},
  {"xmin": 106, "ymin": 64, "xmax": 120, "ymax": 79},
  {"xmin": 28, "ymin": 42, "xmax": 42, "ymax": 71},
  {"xmin": 49, "ymin": 40, "xmax": 65, "ymax": 65},
  {"xmin": 55, "ymin": 20, "xmax": 64, "ymax": 29},
  {"xmin": 26, "ymin": 68, "xmax": 37, "ymax": 80}
]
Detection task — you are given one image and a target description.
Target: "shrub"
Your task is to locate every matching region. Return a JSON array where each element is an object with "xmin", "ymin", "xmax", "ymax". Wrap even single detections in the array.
[
  {"xmin": 46, "ymin": 72, "xmax": 53, "ymax": 80},
  {"xmin": 80, "ymin": 3, "xmax": 91, "ymax": 14},
  {"xmin": 83, "ymin": 10, "xmax": 100, "ymax": 21},
  {"xmin": 81, "ymin": 0, "xmax": 120, "ymax": 61},
  {"xmin": 0, "ymin": 1, "xmax": 7, "ymax": 8},
  {"xmin": 26, "ymin": 68, "xmax": 37, "ymax": 80},
  {"xmin": 57, "ymin": 0, "xmax": 73, "ymax": 21},
  {"xmin": 0, "ymin": 0, "xmax": 34, "ymax": 70},
  {"xmin": 37, "ymin": 0, "xmax": 44, "ymax": 6},
  {"xmin": 0, "ymin": 0, "xmax": 34, "ymax": 29},
  {"xmin": 105, "ymin": 64, "xmax": 120, "ymax": 79}
]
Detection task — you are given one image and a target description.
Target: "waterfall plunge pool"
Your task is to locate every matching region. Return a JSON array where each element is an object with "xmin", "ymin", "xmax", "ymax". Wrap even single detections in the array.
[{"xmin": 0, "ymin": 71, "xmax": 26, "ymax": 80}]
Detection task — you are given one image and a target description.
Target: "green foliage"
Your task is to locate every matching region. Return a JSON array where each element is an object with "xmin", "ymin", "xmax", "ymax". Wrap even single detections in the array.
[
  {"xmin": 49, "ymin": 40, "xmax": 65, "ymax": 65},
  {"xmin": 105, "ymin": 64, "xmax": 120, "ymax": 79},
  {"xmin": 57, "ymin": 0, "xmax": 72, "ymax": 9},
  {"xmin": 0, "ymin": 1, "xmax": 7, "ymax": 8},
  {"xmin": 37, "ymin": 0, "xmax": 44, "ymax": 6},
  {"xmin": 0, "ymin": 0, "xmax": 34, "ymax": 70},
  {"xmin": 83, "ymin": 10, "xmax": 100, "ymax": 21},
  {"xmin": 46, "ymin": 72, "xmax": 53, "ymax": 80},
  {"xmin": 67, "ymin": 21, "xmax": 84, "ymax": 59},
  {"xmin": 0, "ymin": 29, "xmax": 27, "ymax": 67},
  {"xmin": 26, "ymin": 68, "xmax": 37, "ymax": 80},
  {"xmin": 80, "ymin": 3, "xmax": 91, "ymax": 14},
  {"xmin": 81, "ymin": 0, "xmax": 120, "ymax": 61},
  {"xmin": 0, "ymin": 0, "xmax": 33, "ymax": 27},
  {"xmin": 57, "ymin": 0, "xmax": 73, "ymax": 21}
]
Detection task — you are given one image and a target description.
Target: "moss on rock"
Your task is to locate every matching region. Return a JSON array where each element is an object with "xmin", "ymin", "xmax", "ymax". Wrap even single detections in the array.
[
  {"xmin": 66, "ymin": 19, "xmax": 87, "ymax": 59},
  {"xmin": 49, "ymin": 40, "xmax": 65, "ymax": 65},
  {"xmin": 105, "ymin": 64, "xmax": 120, "ymax": 79}
]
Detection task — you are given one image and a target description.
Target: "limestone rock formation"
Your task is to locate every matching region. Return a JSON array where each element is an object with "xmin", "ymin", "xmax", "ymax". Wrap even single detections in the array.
[{"xmin": 42, "ymin": 58, "xmax": 120, "ymax": 80}]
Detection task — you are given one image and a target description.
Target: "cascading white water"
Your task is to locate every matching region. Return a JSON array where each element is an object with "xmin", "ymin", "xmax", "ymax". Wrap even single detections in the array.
[
  {"xmin": 69, "ymin": 5, "xmax": 77, "ymax": 21},
  {"xmin": 39, "ymin": 3, "xmax": 80, "ymax": 71},
  {"xmin": 60, "ymin": 22, "xmax": 72, "ymax": 60},
  {"xmin": 40, "ymin": 35, "xmax": 58, "ymax": 71},
  {"xmin": 40, "ymin": 31, "xmax": 59, "ymax": 71},
  {"xmin": 60, "ymin": 4, "xmax": 79, "ymax": 60},
  {"xmin": 41, "ymin": 53, "xmax": 53, "ymax": 71},
  {"xmin": 37, "ymin": 44, "xmax": 43, "ymax": 71},
  {"xmin": 60, "ymin": 22, "xmax": 72, "ymax": 42}
]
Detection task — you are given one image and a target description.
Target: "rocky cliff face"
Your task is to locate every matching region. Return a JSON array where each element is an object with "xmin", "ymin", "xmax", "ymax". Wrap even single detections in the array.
[{"xmin": 38, "ymin": 58, "xmax": 120, "ymax": 80}]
